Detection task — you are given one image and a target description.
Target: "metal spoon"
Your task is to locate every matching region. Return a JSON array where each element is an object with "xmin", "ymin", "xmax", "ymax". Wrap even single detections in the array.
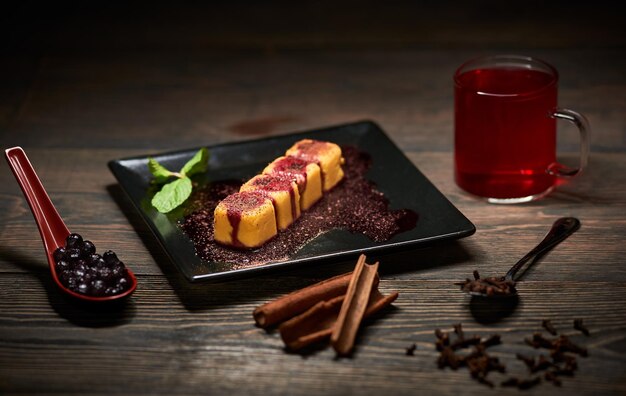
[
  {"xmin": 461, "ymin": 217, "xmax": 581, "ymax": 298},
  {"xmin": 5, "ymin": 146, "xmax": 137, "ymax": 302}
]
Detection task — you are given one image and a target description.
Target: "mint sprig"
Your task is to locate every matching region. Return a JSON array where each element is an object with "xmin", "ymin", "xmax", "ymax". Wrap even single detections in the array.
[{"xmin": 148, "ymin": 148, "xmax": 209, "ymax": 213}]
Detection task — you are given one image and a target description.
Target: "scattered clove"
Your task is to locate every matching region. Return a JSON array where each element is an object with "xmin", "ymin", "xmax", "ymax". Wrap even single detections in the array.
[
  {"xmin": 530, "ymin": 355, "xmax": 555, "ymax": 373},
  {"xmin": 517, "ymin": 322, "xmax": 589, "ymax": 386},
  {"xmin": 542, "ymin": 319, "xmax": 558, "ymax": 335},
  {"xmin": 574, "ymin": 318, "xmax": 590, "ymax": 336},
  {"xmin": 405, "ymin": 343, "xmax": 416, "ymax": 356},
  {"xmin": 434, "ymin": 328, "xmax": 450, "ymax": 351},
  {"xmin": 481, "ymin": 334, "xmax": 501, "ymax": 348},
  {"xmin": 451, "ymin": 335, "xmax": 482, "ymax": 350},
  {"xmin": 434, "ymin": 324, "xmax": 505, "ymax": 387},
  {"xmin": 453, "ymin": 323, "xmax": 465, "ymax": 340},
  {"xmin": 526, "ymin": 333, "xmax": 554, "ymax": 349},
  {"xmin": 437, "ymin": 346, "xmax": 462, "ymax": 370},
  {"xmin": 544, "ymin": 370, "xmax": 562, "ymax": 386},
  {"xmin": 517, "ymin": 353, "xmax": 535, "ymax": 368},
  {"xmin": 428, "ymin": 320, "xmax": 590, "ymax": 390},
  {"xmin": 554, "ymin": 335, "xmax": 588, "ymax": 357}
]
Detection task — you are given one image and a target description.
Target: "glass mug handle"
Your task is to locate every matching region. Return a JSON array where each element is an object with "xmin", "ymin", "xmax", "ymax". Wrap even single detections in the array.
[{"xmin": 547, "ymin": 108, "xmax": 590, "ymax": 177}]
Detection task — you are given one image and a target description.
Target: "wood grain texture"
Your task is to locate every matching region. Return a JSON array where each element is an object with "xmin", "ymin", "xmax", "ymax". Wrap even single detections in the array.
[{"xmin": 1, "ymin": 3, "xmax": 626, "ymax": 394}]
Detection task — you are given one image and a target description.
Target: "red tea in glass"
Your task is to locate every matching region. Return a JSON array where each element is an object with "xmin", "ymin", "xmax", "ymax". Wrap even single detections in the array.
[{"xmin": 454, "ymin": 55, "xmax": 589, "ymax": 203}]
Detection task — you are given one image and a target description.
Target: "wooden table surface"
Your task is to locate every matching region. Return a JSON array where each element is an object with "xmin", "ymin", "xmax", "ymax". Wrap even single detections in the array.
[{"xmin": 1, "ymin": 3, "xmax": 625, "ymax": 395}]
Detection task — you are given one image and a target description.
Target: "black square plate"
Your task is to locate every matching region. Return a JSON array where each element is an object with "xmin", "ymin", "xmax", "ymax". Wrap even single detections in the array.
[{"xmin": 108, "ymin": 120, "xmax": 475, "ymax": 282}]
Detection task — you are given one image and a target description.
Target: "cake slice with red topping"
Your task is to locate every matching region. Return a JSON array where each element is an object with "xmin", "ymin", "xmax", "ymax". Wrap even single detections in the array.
[
  {"xmin": 213, "ymin": 191, "xmax": 277, "ymax": 249},
  {"xmin": 263, "ymin": 156, "xmax": 323, "ymax": 211},
  {"xmin": 285, "ymin": 139, "xmax": 344, "ymax": 191},
  {"xmin": 240, "ymin": 174, "xmax": 301, "ymax": 230}
]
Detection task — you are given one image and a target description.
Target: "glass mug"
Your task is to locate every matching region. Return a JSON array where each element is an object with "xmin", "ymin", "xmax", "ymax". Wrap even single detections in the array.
[{"xmin": 454, "ymin": 55, "xmax": 590, "ymax": 203}]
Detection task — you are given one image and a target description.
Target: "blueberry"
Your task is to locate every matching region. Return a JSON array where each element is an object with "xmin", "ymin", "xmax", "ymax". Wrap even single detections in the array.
[
  {"xmin": 104, "ymin": 287, "xmax": 119, "ymax": 296},
  {"xmin": 77, "ymin": 283, "xmax": 89, "ymax": 294},
  {"xmin": 81, "ymin": 240, "xmax": 96, "ymax": 256},
  {"xmin": 68, "ymin": 248, "xmax": 82, "ymax": 261},
  {"xmin": 90, "ymin": 280, "xmax": 105, "ymax": 296},
  {"xmin": 91, "ymin": 256, "xmax": 106, "ymax": 269},
  {"xmin": 66, "ymin": 277, "xmax": 78, "ymax": 289},
  {"xmin": 53, "ymin": 247, "xmax": 66, "ymax": 262},
  {"xmin": 74, "ymin": 265, "xmax": 86, "ymax": 278},
  {"xmin": 66, "ymin": 233, "xmax": 83, "ymax": 249},
  {"xmin": 103, "ymin": 250, "xmax": 118, "ymax": 265},
  {"xmin": 111, "ymin": 263, "xmax": 125, "ymax": 277},
  {"xmin": 59, "ymin": 269, "xmax": 72, "ymax": 282},
  {"xmin": 116, "ymin": 277, "xmax": 129, "ymax": 290},
  {"xmin": 56, "ymin": 260, "xmax": 70, "ymax": 272},
  {"xmin": 98, "ymin": 267, "xmax": 113, "ymax": 281},
  {"xmin": 83, "ymin": 271, "xmax": 94, "ymax": 282}
]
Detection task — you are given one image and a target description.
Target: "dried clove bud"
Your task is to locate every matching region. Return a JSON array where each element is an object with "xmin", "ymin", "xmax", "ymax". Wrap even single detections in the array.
[
  {"xmin": 518, "ymin": 377, "xmax": 542, "ymax": 389},
  {"xmin": 574, "ymin": 318, "xmax": 590, "ymax": 336},
  {"xmin": 434, "ymin": 328, "xmax": 450, "ymax": 351},
  {"xmin": 531, "ymin": 355, "xmax": 555, "ymax": 373},
  {"xmin": 453, "ymin": 323, "xmax": 465, "ymax": 340},
  {"xmin": 526, "ymin": 333, "xmax": 554, "ymax": 349},
  {"xmin": 542, "ymin": 319, "xmax": 558, "ymax": 335},
  {"xmin": 405, "ymin": 343, "xmax": 416, "ymax": 356},
  {"xmin": 437, "ymin": 346, "xmax": 462, "ymax": 369},
  {"xmin": 545, "ymin": 370, "xmax": 562, "ymax": 386},
  {"xmin": 435, "ymin": 325, "xmax": 505, "ymax": 388},
  {"xmin": 552, "ymin": 352, "xmax": 577, "ymax": 366},
  {"xmin": 516, "ymin": 353, "xmax": 536, "ymax": 370},
  {"xmin": 554, "ymin": 335, "xmax": 588, "ymax": 357},
  {"xmin": 481, "ymin": 334, "xmax": 501, "ymax": 348},
  {"xmin": 451, "ymin": 335, "xmax": 482, "ymax": 350}
]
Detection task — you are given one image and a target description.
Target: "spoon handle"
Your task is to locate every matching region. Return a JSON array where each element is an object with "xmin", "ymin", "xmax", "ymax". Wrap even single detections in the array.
[
  {"xmin": 5, "ymin": 147, "xmax": 70, "ymax": 257},
  {"xmin": 504, "ymin": 217, "xmax": 580, "ymax": 282}
]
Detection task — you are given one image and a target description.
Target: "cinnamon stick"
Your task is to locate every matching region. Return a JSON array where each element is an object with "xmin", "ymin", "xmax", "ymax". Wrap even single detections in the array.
[
  {"xmin": 331, "ymin": 254, "xmax": 379, "ymax": 356},
  {"xmin": 279, "ymin": 289, "xmax": 398, "ymax": 350},
  {"xmin": 280, "ymin": 295, "xmax": 344, "ymax": 350},
  {"xmin": 253, "ymin": 272, "xmax": 356, "ymax": 328}
]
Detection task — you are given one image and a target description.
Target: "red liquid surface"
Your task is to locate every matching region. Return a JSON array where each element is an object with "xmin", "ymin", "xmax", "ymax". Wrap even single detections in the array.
[{"xmin": 455, "ymin": 68, "xmax": 557, "ymax": 199}]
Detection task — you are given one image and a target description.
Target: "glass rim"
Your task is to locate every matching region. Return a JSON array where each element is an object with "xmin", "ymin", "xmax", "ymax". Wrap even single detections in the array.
[{"xmin": 454, "ymin": 54, "xmax": 559, "ymax": 97}]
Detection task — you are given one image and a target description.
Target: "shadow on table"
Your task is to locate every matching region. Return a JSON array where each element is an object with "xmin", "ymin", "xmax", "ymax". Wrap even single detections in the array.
[
  {"xmin": 107, "ymin": 183, "xmax": 477, "ymax": 312},
  {"xmin": 0, "ymin": 245, "xmax": 136, "ymax": 327},
  {"xmin": 468, "ymin": 295, "xmax": 520, "ymax": 324},
  {"xmin": 279, "ymin": 304, "xmax": 401, "ymax": 358}
]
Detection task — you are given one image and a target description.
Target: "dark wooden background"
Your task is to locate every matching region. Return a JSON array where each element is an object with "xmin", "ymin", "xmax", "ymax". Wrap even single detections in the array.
[{"xmin": 1, "ymin": 2, "xmax": 625, "ymax": 395}]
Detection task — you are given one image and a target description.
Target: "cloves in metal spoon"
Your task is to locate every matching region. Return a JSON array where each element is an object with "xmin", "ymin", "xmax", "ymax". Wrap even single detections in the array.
[
  {"xmin": 457, "ymin": 217, "xmax": 580, "ymax": 298},
  {"xmin": 5, "ymin": 147, "xmax": 137, "ymax": 302}
]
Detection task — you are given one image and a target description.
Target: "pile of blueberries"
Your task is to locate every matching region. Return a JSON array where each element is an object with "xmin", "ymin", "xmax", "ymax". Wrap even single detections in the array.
[{"xmin": 53, "ymin": 233, "xmax": 131, "ymax": 297}]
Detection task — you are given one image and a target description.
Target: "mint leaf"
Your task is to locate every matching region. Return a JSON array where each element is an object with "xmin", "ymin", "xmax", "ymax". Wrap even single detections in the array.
[
  {"xmin": 180, "ymin": 148, "xmax": 209, "ymax": 177},
  {"xmin": 151, "ymin": 177, "xmax": 192, "ymax": 213},
  {"xmin": 148, "ymin": 148, "xmax": 210, "ymax": 213},
  {"xmin": 148, "ymin": 157, "xmax": 176, "ymax": 184}
]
